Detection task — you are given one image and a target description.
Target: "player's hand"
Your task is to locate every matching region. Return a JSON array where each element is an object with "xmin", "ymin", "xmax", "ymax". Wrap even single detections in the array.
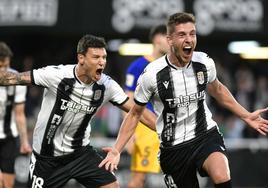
[
  {"xmin": 243, "ymin": 107, "xmax": 268, "ymax": 135},
  {"xmin": 98, "ymin": 147, "xmax": 120, "ymax": 172},
  {"xmin": 20, "ymin": 141, "xmax": 32, "ymax": 154}
]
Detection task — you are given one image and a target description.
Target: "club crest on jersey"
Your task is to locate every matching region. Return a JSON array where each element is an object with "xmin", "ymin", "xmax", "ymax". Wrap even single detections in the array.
[
  {"xmin": 197, "ymin": 71, "xmax": 205, "ymax": 84},
  {"xmin": 93, "ymin": 90, "xmax": 102, "ymax": 100}
]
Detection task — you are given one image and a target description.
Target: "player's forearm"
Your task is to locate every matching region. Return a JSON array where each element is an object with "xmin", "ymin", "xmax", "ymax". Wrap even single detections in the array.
[
  {"xmin": 213, "ymin": 83, "xmax": 250, "ymax": 119},
  {"xmin": 0, "ymin": 71, "xmax": 31, "ymax": 85},
  {"xmin": 16, "ymin": 116, "xmax": 29, "ymax": 144},
  {"xmin": 140, "ymin": 109, "xmax": 156, "ymax": 131},
  {"xmin": 0, "ymin": 71, "xmax": 18, "ymax": 85},
  {"xmin": 114, "ymin": 113, "xmax": 139, "ymax": 153}
]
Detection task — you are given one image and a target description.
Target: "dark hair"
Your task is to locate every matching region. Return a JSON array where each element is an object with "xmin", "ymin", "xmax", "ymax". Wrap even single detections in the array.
[
  {"xmin": 149, "ymin": 24, "xmax": 167, "ymax": 42},
  {"xmin": 0, "ymin": 42, "xmax": 13, "ymax": 61},
  {"xmin": 77, "ymin": 34, "xmax": 107, "ymax": 55},
  {"xmin": 167, "ymin": 12, "xmax": 196, "ymax": 35}
]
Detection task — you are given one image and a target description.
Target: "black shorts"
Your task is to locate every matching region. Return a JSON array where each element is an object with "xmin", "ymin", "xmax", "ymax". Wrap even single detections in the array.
[
  {"xmin": 28, "ymin": 145, "xmax": 116, "ymax": 188},
  {"xmin": 0, "ymin": 137, "xmax": 19, "ymax": 173},
  {"xmin": 159, "ymin": 128, "xmax": 227, "ymax": 188}
]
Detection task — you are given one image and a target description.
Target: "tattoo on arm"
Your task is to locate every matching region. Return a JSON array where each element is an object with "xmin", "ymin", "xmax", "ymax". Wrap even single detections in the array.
[{"xmin": 0, "ymin": 71, "xmax": 31, "ymax": 85}]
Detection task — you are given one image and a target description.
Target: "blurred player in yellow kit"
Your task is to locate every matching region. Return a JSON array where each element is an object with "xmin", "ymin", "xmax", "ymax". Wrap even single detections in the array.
[{"xmin": 124, "ymin": 25, "xmax": 169, "ymax": 188}]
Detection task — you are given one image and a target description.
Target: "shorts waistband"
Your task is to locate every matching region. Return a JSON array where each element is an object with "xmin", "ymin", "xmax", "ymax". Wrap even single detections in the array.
[
  {"xmin": 160, "ymin": 127, "xmax": 220, "ymax": 151},
  {"xmin": 33, "ymin": 145, "xmax": 92, "ymax": 161}
]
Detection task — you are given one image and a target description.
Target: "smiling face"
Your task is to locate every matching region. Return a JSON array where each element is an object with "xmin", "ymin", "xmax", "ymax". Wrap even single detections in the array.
[
  {"xmin": 167, "ymin": 22, "xmax": 197, "ymax": 67},
  {"xmin": 77, "ymin": 47, "xmax": 107, "ymax": 84}
]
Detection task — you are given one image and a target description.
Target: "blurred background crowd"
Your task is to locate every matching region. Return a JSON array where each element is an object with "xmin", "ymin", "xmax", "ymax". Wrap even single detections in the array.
[{"xmin": 1, "ymin": 0, "xmax": 268, "ymax": 187}]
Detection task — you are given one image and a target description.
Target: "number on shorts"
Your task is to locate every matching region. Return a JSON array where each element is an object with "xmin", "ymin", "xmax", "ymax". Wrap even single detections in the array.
[
  {"xmin": 32, "ymin": 175, "xmax": 44, "ymax": 188},
  {"xmin": 164, "ymin": 174, "xmax": 178, "ymax": 188}
]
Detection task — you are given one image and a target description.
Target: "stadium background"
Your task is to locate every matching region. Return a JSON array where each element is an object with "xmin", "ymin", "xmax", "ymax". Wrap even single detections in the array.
[{"xmin": 0, "ymin": 0, "xmax": 268, "ymax": 187}]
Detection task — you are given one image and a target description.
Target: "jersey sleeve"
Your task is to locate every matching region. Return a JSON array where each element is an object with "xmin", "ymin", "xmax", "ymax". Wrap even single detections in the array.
[
  {"xmin": 134, "ymin": 70, "xmax": 154, "ymax": 106},
  {"xmin": 108, "ymin": 79, "xmax": 129, "ymax": 106},
  {"xmin": 32, "ymin": 65, "xmax": 62, "ymax": 87},
  {"xmin": 206, "ymin": 56, "xmax": 217, "ymax": 83},
  {"xmin": 14, "ymin": 85, "xmax": 27, "ymax": 103}
]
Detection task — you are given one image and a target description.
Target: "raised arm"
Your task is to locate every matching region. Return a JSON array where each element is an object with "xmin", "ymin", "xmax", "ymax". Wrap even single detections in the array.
[
  {"xmin": 0, "ymin": 71, "xmax": 32, "ymax": 85},
  {"xmin": 207, "ymin": 79, "xmax": 268, "ymax": 135}
]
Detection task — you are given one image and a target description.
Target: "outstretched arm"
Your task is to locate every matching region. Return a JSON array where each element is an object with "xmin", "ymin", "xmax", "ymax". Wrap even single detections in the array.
[
  {"xmin": 0, "ymin": 71, "xmax": 32, "ymax": 85},
  {"xmin": 207, "ymin": 79, "xmax": 268, "ymax": 135},
  {"xmin": 99, "ymin": 103, "xmax": 150, "ymax": 172}
]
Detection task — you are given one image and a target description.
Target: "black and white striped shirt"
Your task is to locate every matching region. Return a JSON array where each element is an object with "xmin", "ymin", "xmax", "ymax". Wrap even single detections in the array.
[
  {"xmin": 0, "ymin": 68, "xmax": 27, "ymax": 139},
  {"xmin": 31, "ymin": 64, "xmax": 128, "ymax": 157},
  {"xmin": 134, "ymin": 52, "xmax": 218, "ymax": 147}
]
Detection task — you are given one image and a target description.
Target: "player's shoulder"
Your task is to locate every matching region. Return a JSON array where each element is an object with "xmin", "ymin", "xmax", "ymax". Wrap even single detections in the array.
[
  {"xmin": 145, "ymin": 55, "xmax": 167, "ymax": 72},
  {"xmin": 45, "ymin": 64, "xmax": 75, "ymax": 76},
  {"xmin": 192, "ymin": 51, "xmax": 209, "ymax": 61},
  {"xmin": 192, "ymin": 51, "xmax": 214, "ymax": 66},
  {"xmin": 98, "ymin": 73, "xmax": 116, "ymax": 86}
]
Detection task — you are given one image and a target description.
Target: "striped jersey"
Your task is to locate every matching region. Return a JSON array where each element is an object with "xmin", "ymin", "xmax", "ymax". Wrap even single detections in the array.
[
  {"xmin": 0, "ymin": 68, "xmax": 27, "ymax": 139},
  {"xmin": 31, "ymin": 64, "xmax": 128, "ymax": 157},
  {"xmin": 134, "ymin": 52, "xmax": 218, "ymax": 147}
]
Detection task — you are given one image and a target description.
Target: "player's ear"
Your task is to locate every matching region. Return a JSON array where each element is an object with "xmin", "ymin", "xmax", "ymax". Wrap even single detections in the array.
[
  {"xmin": 166, "ymin": 35, "xmax": 173, "ymax": 46},
  {"xmin": 77, "ymin": 54, "xmax": 84, "ymax": 64}
]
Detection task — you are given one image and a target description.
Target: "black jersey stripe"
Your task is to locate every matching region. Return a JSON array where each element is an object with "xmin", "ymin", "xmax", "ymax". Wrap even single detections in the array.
[
  {"xmin": 40, "ymin": 78, "xmax": 76, "ymax": 156},
  {"xmin": 71, "ymin": 83, "xmax": 105, "ymax": 148},
  {"xmin": 30, "ymin": 70, "xmax": 35, "ymax": 85},
  {"xmin": 157, "ymin": 66, "xmax": 177, "ymax": 147},
  {"xmin": 192, "ymin": 61, "xmax": 208, "ymax": 137},
  {"xmin": 3, "ymin": 86, "xmax": 15, "ymax": 138}
]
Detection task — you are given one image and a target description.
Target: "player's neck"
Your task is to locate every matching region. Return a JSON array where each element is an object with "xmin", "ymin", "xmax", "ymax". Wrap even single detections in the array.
[
  {"xmin": 75, "ymin": 65, "xmax": 93, "ymax": 85},
  {"xmin": 168, "ymin": 53, "xmax": 189, "ymax": 68}
]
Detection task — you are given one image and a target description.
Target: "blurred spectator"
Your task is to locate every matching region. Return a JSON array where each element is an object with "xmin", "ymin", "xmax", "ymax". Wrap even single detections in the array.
[
  {"xmin": 224, "ymin": 116, "xmax": 244, "ymax": 139},
  {"xmin": 254, "ymin": 76, "xmax": 268, "ymax": 113}
]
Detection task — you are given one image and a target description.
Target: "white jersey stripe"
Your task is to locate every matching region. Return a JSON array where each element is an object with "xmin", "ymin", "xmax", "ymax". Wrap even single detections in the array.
[
  {"xmin": 134, "ymin": 52, "xmax": 218, "ymax": 147},
  {"xmin": 32, "ymin": 64, "xmax": 128, "ymax": 156}
]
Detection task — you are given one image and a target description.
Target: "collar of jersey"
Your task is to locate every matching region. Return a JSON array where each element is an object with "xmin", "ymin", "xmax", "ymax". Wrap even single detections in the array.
[
  {"xmin": 73, "ymin": 65, "xmax": 94, "ymax": 86},
  {"xmin": 165, "ymin": 55, "xmax": 192, "ymax": 70}
]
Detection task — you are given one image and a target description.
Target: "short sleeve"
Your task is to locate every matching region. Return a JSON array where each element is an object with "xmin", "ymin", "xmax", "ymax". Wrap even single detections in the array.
[
  {"xmin": 108, "ymin": 79, "xmax": 128, "ymax": 106},
  {"xmin": 32, "ymin": 65, "xmax": 62, "ymax": 87},
  {"xmin": 134, "ymin": 70, "xmax": 154, "ymax": 105},
  {"xmin": 14, "ymin": 85, "xmax": 27, "ymax": 103},
  {"xmin": 206, "ymin": 57, "xmax": 217, "ymax": 83}
]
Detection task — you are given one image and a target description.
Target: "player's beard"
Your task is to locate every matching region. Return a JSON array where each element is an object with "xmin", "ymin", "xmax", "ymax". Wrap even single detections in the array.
[{"xmin": 172, "ymin": 46, "xmax": 186, "ymax": 66}]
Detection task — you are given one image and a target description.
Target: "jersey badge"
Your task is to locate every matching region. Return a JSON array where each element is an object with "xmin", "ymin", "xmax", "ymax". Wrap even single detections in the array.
[
  {"xmin": 93, "ymin": 90, "xmax": 102, "ymax": 100},
  {"xmin": 197, "ymin": 71, "xmax": 205, "ymax": 84}
]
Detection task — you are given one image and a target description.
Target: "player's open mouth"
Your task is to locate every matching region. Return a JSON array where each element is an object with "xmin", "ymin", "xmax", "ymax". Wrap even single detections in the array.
[
  {"xmin": 96, "ymin": 68, "xmax": 103, "ymax": 76},
  {"xmin": 183, "ymin": 46, "xmax": 192, "ymax": 55}
]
